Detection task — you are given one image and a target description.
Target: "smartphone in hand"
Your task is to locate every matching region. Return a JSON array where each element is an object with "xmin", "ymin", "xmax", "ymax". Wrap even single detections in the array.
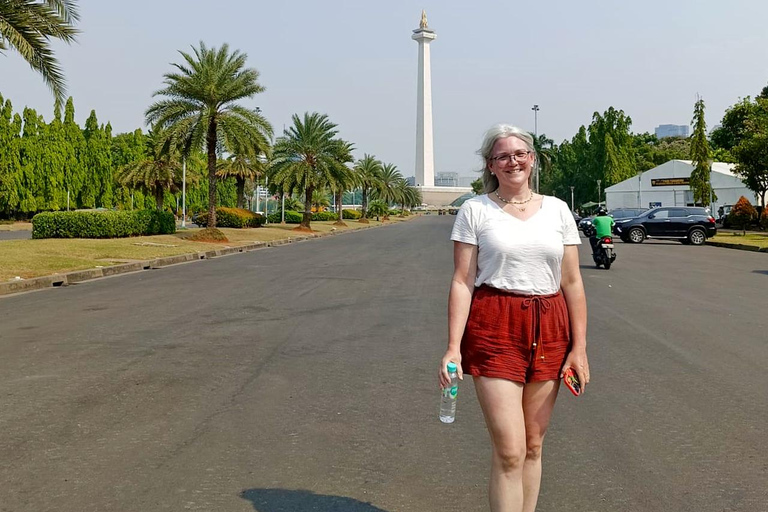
[{"xmin": 563, "ymin": 367, "xmax": 582, "ymax": 397}]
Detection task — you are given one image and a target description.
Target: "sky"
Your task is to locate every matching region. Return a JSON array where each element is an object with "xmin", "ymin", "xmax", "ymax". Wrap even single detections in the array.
[{"xmin": 2, "ymin": 0, "xmax": 768, "ymax": 179}]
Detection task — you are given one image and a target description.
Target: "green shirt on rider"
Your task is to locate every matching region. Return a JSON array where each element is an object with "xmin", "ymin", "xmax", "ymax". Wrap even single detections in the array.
[{"xmin": 592, "ymin": 215, "xmax": 614, "ymax": 238}]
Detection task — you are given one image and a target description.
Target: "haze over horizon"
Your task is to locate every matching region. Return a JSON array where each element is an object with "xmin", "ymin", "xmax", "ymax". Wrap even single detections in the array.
[{"xmin": 2, "ymin": 0, "xmax": 767, "ymax": 179}]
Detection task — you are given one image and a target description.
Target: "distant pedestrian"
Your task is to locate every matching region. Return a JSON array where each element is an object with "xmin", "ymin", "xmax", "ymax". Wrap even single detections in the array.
[{"xmin": 439, "ymin": 124, "xmax": 589, "ymax": 512}]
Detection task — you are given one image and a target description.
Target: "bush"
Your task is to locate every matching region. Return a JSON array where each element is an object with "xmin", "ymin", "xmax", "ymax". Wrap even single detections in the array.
[
  {"xmin": 267, "ymin": 210, "xmax": 303, "ymax": 224},
  {"xmin": 760, "ymin": 207, "xmax": 768, "ymax": 230},
  {"xmin": 32, "ymin": 210, "xmax": 175, "ymax": 239},
  {"xmin": 196, "ymin": 207, "xmax": 263, "ymax": 228},
  {"xmin": 727, "ymin": 196, "xmax": 758, "ymax": 233},
  {"xmin": 183, "ymin": 227, "xmax": 228, "ymax": 242},
  {"xmin": 367, "ymin": 200, "xmax": 389, "ymax": 218},
  {"xmin": 312, "ymin": 211, "xmax": 338, "ymax": 221},
  {"xmin": 342, "ymin": 209, "xmax": 361, "ymax": 220}
]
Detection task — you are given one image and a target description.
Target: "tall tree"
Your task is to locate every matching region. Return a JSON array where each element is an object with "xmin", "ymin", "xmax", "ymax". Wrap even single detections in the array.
[
  {"xmin": 216, "ymin": 146, "xmax": 267, "ymax": 209},
  {"xmin": 269, "ymin": 112, "xmax": 349, "ymax": 230},
  {"xmin": 61, "ymin": 96, "xmax": 84, "ymax": 209},
  {"xmin": 146, "ymin": 42, "xmax": 272, "ymax": 227},
  {"xmin": 0, "ymin": 96, "xmax": 22, "ymax": 216},
  {"xmin": 80, "ymin": 110, "xmax": 113, "ymax": 207},
  {"xmin": 373, "ymin": 163, "xmax": 402, "ymax": 205},
  {"xmin": 689, "ymin": 97, "xmax": 715, "ymax": 206},
  {"xmin": 0, "ymin": 0, "xmax": 80, "ymax": 102},
  {"xmin": 732, "ymin": 97, "xmax": 768, "ymax": 208},
  {"xmin": 353, "ymin": 154, "xmax": 382, "ymax": 222},
  {"xmin": 326, "ymin": 139, "xmax": 354, "ymax": 226},
  {"xmin": 116, "ymin": 129, "xmax": 182, "ymax": 210},
  {"xmin": 588, "ymin": 107, "xmax": 636, "ymax": 187}
]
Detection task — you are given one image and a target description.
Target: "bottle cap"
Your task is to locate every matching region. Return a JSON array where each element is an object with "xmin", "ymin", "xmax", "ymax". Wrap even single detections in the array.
[{"xmin": 446, "ymin": 362, "xmax": 457, "ymax": 373}]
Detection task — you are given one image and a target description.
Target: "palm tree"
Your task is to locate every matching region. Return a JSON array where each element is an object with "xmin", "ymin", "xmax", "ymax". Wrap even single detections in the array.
[
  {"xmin": 394, "ymin": 177, "xmax": 422, "ymax": 215},
  {"xmin": 311, "ymin": 188, "xmax": 331, "ymax": 211},
  {"xmin": 533, "ymin": 133, "xmax": 556, "ymax": 194},
  {"xmin": 327, "ymin": 139, "xmax": 354, "ymax": 226},
  {"xmin": 145, "ymin": 42, "xmax": 273, "ymax": 228},
  {"xmin": 269, "ymin": 112, "xmax": 349, "ymax": 230},
  {"xmin": 366, "ymin": 200, "xmax": 388, "ymax": 220},
  {"xmin": 0, "ymin": 0, "xmax": 80, "ymax": 102},
  {"xmin": 353, "ymin": 154, "xmax": 382, "ymax": 223},
  {"xmin": 372, "ymin": 163, "xmax": 403, "ymax": 216},
  {"xmin": 116, "ymin": 129, "xmax": 184, "ymax": 210},
  {"xmin": 217, "ymin": 147, "xmax": 268, "ymax": 209}
]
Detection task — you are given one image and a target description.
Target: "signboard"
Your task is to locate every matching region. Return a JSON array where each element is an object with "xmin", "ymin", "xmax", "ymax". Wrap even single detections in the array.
[
  {"xmin": 651, "ymin": 177, "xmax": 690, "ymax": 187},
  {"xmin": 649, "ymin": 201, "xmax": 662, "ymax": 208}
]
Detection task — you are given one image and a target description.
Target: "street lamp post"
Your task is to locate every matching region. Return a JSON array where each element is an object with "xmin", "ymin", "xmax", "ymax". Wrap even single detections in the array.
[
  {"xmin": 637, "ymin": 170, "xmax": 642, "ymax": 209},
  {"xmin": 532, "ymin": 104, "xmax": 540, "ymax": 193},
  {"xmin": 570, "ymin": 186, "xmax": 575, "ymax": 212},
  {"xmin": 597, "ymin": 179, "xmax": 602, "ymax": 207}
]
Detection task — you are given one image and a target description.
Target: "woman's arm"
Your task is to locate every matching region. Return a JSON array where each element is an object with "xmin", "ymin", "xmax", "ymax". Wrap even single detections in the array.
[
  {"xmin": 439, "ymin": 241, "xmax": 477, "ymax": 388},
  {"xmin": 560, "ymin": 244, "xmax": 590, "ymax": 387}
]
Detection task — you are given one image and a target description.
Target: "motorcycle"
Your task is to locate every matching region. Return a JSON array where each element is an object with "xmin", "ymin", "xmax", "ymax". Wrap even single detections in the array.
[{"xmin": 583, "ymin": 224, "xmax": 617, "ymax": 269}]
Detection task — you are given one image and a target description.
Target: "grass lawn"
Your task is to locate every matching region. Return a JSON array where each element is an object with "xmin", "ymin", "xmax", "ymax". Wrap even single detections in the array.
[
  {"xmin": 0, "ymin": 217, "xmax": 409, "ymax": 281},
  {"xmin": 710, "ymin": 231, "xmax": 768, "ymax": 249}
]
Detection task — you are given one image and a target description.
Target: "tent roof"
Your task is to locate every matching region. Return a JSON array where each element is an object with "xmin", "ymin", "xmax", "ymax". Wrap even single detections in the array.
[{"xmin": 450, "ymin": 193, "xmax": 475, "ymax": 207}]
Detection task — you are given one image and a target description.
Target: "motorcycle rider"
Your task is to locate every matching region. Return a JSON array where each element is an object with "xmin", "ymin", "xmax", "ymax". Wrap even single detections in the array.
[{"xmin": 590, "ymin": 206, "xmax": 614, "ymax": 256}]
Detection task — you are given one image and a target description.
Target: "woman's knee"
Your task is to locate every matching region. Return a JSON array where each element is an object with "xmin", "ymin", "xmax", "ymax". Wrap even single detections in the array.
[
  {"xmin": 493, "ymin": 445, "xmax": 527, "ymax": 472},
  {"xmin": 525, "ymin": 437, "xmax": 544, "ymax": 461}
]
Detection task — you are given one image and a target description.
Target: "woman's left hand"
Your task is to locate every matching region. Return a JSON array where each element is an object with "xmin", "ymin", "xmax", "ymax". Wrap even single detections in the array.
[{"xmin": 561, "ymin": 347, "xmax": 590, "ymax": 392}]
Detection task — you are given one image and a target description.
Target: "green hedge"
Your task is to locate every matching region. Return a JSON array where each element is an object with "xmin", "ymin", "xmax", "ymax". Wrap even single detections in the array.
[
  {"xmin": 342, "ymin": 209, "xmax": 362, "ymax": 219},
  {"xmin": 32, "ymin": 209, "xmax": 176, "ymax": 239},
  {"xmin": 312, "ymin": 211, "xmax": 338, "ymax": 221},
  {"xmin": 196, "ymin": 207, "xmax": 264, "ymax": 228},
  {"xmin": 267, "ymin": 210, "xmax": 303, "ymax": 223},
  {"xmin": 263, "ymin": 210, "xmax": 342, "ymax": 223}
]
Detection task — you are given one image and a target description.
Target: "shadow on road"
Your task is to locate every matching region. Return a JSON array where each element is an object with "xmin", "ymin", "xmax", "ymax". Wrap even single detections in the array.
[{"xmin": 240, "ymin": 488, "xmax": 389, "ymax": 511}]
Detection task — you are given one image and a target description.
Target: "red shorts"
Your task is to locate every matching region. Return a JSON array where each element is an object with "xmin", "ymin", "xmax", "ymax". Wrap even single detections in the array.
[{"xmin": 461, "ymin": 285, "xmax": 572, "ymax": 383}]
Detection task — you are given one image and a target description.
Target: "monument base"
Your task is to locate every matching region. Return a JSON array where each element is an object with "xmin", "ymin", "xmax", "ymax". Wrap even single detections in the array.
[{"xmin": 417, "ymin": 186, "xmax": 473, "ymax": 208}]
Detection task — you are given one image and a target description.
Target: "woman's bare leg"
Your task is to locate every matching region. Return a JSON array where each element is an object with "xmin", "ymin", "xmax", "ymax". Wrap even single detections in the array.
[
  {"xmin": 474, "ymin": 376, "xmax": 527, "ymax": 512},
  {"xmin": 521, "ymin": 380, "xmax": 560, "ymax": 512}
]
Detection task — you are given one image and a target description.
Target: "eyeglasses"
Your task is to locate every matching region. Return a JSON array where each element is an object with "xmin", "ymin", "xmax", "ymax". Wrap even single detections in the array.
[{"xmin": 489, "ymin": 151, "xmax": 531, "ymax": 165}]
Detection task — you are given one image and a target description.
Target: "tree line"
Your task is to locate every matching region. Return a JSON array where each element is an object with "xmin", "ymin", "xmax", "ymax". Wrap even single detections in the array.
[
  {"xmin": 525, "ymin": 84, "xmax": 768, "ymax": 212},
  {"xmin": 0, "ymin": 42, "xmax": 422, "ymax": 228}
]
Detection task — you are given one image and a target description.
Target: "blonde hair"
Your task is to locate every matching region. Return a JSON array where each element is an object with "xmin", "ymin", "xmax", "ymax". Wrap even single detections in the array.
[{"xmin": 477, "ymin": 124, "xmax": 538, "ymax": 194}]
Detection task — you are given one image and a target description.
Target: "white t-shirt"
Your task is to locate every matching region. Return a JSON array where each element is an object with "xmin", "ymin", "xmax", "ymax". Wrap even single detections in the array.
[{"xmin": 450, "ymin": 194, "xmax": 581, "ymax": 295}]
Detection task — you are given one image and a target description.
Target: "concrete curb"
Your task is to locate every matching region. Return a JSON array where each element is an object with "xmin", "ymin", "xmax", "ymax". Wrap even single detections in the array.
[
  {"xmin": 0, "ymin": 220, "xmax": 403, "ymax": 297},
  {"xmin": 706, "ymin": 240, "xmax": 768, "ymax": 253}
]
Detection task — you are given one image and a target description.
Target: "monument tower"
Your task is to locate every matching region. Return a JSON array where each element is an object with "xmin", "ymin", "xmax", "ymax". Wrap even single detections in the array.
[{"xmin": 412, "ymin": 10, "xmax": 436, "ymax": 188}]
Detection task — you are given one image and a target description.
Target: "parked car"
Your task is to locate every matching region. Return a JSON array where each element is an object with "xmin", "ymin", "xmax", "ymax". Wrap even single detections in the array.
[
  {"xmin": 613, "ymin": 207, "xmax": 716, "ymax": 245},
  {"xmin": 578, "ymin": 208, "xmax": 646, "ymax": 231},
  {"xmin": 572, "ymin": 211, "xmax": 582, "ymax": 224}
]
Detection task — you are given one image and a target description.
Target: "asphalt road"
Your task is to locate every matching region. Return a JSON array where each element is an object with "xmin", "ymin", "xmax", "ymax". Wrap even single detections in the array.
[
  {"xmin": 0, "ymin": 230, "xmax": 31, "ymax": 240},
  {"xmin": 1, "ymin": 217, "xmax": 766, "ymax": 512}
]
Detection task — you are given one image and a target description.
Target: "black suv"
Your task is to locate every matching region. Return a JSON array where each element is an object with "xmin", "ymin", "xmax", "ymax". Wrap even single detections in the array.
[{"xmin": 614, "ymin": 207, "xmax": 716, "ymax": 245}]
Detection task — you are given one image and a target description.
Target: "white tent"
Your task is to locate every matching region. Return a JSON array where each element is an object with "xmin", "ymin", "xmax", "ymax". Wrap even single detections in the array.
[{"xmin": 604, "ymin": 160, "xmax": 756, "ymax": 214}]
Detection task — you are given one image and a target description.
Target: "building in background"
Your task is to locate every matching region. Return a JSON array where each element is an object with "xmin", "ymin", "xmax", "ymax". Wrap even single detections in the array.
[
  {"xmin": 435, "ymin": 172, "xmax": 459, "ymax": 187},
  {"xmin": 604, "ymin": 160, "xmax": 756, "ymax": 214},
  {"xmin": 654, "ymin": 124, "xmax": 689, "ymax": 139}
]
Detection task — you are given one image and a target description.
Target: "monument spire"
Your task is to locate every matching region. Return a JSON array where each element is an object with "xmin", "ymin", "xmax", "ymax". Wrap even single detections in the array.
[{"xmin": 412, "ymin": 11, "xmax": 436, "ymax": 188}]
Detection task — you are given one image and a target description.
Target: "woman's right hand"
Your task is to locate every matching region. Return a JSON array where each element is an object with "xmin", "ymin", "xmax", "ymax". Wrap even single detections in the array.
[{"xmin": 438, "ymin": 350, "xmax": 463, "ymax": 389}]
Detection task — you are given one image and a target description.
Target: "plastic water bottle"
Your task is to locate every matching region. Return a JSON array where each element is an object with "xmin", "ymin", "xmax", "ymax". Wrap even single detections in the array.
[{"xmin": 439, "ymin": 362, "xmax": 459, "ymax": 423}]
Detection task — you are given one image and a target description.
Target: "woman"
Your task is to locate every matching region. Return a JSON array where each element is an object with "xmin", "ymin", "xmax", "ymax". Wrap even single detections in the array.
[{"xmin": 439, "ymin": 124, "xmax": 589, "ymax": 512}]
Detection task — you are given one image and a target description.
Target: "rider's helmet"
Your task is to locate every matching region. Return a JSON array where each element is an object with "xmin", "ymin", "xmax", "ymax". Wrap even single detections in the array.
[{"xmin": 596, "ymin": 206, "xmax": 608, "ymax": 216}]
